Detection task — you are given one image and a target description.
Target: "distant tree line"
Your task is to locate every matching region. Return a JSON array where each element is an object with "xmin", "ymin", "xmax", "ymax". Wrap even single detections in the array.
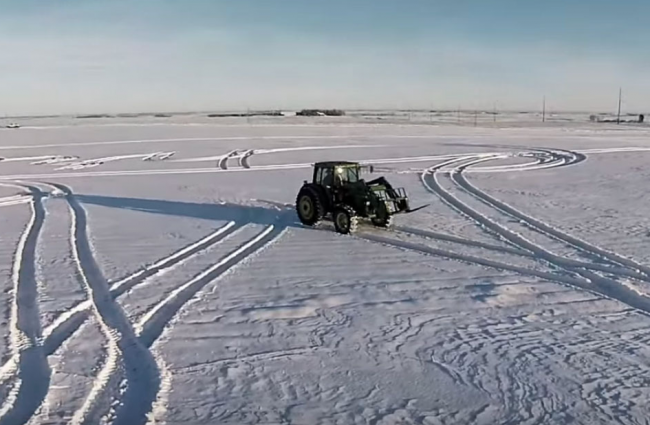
[
  {"xmin": 296, "ymin": 109, "xmax": 346, "ymax": 116},
  {"xmin": 207, "ymin": 111, "xmax": 283, "ymax": 118}
]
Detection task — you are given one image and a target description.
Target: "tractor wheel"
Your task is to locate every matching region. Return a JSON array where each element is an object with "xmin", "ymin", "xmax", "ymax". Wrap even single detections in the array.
[
  {"xmin": 371, "ymin": 204, "xmax": 393, "ymax": 228},
  {"xmin": 371, "ymin": 214, "xmax": 393, "ymax": 228},
  {"xmin": 333, "ymin": 205, "xmax": 358, "ymax": 235},
  {"xmin": 296, "ymin": 187, "xmax": 324, "ymax": 226}
]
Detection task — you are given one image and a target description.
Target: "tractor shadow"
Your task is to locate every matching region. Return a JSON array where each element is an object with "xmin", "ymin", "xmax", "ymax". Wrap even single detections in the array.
[
  {"xmin": 75, "ymin": 194, "xmax": 408, "ymax": 235},
  {"xmin": 75, "ymin": 194, "xmax": 302, "ymax": 229}
]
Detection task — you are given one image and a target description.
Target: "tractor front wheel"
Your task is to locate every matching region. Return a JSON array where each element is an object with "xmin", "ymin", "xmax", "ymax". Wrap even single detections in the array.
[
  {"xmin": 296, "ymin": 187, "xmax": 324, "ymax": 226},
  {"xmin": 371, "ymin": 204, "xmax": 393, "ymax": 228},
  {"xmin": 371, "ymin": 214, "xmax": 393, "ymax": 228},
  {"xmin": 333, "ymin": 205, "xmax": 358, "ymax": 235}
]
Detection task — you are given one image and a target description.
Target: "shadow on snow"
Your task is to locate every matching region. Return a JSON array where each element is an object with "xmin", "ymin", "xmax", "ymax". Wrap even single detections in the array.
[{"xmin": 75, "ymin": 193, "xmax": 300, "ymax": 228}]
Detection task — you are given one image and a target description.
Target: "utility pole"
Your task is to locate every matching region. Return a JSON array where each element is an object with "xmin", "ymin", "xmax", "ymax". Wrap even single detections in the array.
[
  {"xmin": 542, "ymin": 96, "xmax": 546, "ymax": 123},
  {"xmin": 474, "ymin": 110, "xmax": 478, "ymax": 127},
  {"xmin": 617, "ymin": 88, "xmax": 622, "ymax": 125},
  {"xmin": 493, "ymin": 103, "xmax": 497, "ymax": 123}
]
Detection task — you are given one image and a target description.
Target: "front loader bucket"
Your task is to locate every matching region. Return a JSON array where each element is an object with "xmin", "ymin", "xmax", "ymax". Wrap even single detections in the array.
[{"xmin": 390, "ymin": 198, "xmax": 429, "ymax": 215}]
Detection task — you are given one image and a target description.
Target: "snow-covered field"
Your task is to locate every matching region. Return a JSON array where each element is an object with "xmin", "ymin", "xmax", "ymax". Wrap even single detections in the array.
[{"xmin": 1, "ymin": 119, "xmax": 650, "ymax": 425}]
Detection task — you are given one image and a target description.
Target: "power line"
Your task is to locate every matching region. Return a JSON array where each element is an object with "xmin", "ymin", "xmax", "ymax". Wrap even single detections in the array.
[{"xmin": 617, "ymin": 88, "xmax": 623, "ymax": 125}]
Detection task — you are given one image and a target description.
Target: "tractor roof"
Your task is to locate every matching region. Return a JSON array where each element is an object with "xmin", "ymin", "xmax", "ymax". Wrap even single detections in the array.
[{"xmin": 314, "ymin": 161, "xmax": 360, "ymax": 168}]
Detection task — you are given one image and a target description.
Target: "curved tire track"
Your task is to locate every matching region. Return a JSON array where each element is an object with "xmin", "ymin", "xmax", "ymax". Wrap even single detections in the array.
[
  {"xmin": 44, "ymin": 185, "xmax": 283, "ymax": 425},
  {"xmin": 396, "ymin": 226, "xmax": 530, "ymax": 258},
  {"xmin": 397, "ymin": 225, "xmax": 647, "ymax": 282},
  {"xmin": 218, "ymin": 150, "xmax": 238, "ymax": 170},
  {"xmin": 424, "ymin": 154, "xmax": 650, "ymax": 317},
  {"xmin": 453, "ymin": 154, "xmax": 650, "ymax": 281},
  {"xmin": 40, "ymin": 220, "xmax": 238, "ymax": 356},
  {"xmin": 0, "ymin": 185, "xmax": 50, "ymax": 425},
  {"xmin": 357, "ymin": 231, "xmax": 587, "ymax": 290},
  {"xmin": 0, "ymin": 219, "xmax": 240, "ymax": 417},
  {"xmin": 448, "ymin": 155, "xmax": 650, "ymax": 282},
  {"xmin": 239, "ymin": 150, "xmax": 254, "ymax": 169},
  {"xmin": 51, "ymin": 184, "xmax": 159, "ymax": 425},
  {"xmin": 137, "ymin": 224, "xmax": 285, "ymax": 424}
]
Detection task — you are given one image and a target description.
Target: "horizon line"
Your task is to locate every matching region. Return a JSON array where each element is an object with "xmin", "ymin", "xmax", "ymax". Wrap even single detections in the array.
[{"xmin": 2, "ymin": 108, "xmax": 647, "ymax": 120}]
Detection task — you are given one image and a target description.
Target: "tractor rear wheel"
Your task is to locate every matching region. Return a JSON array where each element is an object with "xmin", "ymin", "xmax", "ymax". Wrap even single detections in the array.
[
  {"xmin": 296, "ymin": 187, "xmax": 324, "ymax": 226},
  {"xmin": 333, "ymin": 205, "xmax": 358, "ymax": 234}
]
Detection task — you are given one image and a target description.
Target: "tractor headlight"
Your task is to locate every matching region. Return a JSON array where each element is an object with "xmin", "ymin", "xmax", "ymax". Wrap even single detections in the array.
[{"xmin": 336, "ymin": 167, "xmax": 344, "ymax": 174}]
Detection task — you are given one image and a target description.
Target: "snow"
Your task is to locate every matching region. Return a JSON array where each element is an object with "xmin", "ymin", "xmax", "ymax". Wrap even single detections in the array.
[{"xmin": 1, "ymin": 117, "xmax": 650, "ymax": 424}]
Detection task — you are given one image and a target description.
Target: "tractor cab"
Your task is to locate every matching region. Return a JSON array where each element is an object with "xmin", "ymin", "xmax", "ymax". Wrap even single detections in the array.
[{"xmin": 312, "ymin": 161, "xmax": 365, "ymax": 188}]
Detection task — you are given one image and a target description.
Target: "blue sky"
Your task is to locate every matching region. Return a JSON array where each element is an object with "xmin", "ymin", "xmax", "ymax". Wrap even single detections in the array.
[{"xmin": 1, "ymin": 0, "xmax": 648, "ymax": 115}]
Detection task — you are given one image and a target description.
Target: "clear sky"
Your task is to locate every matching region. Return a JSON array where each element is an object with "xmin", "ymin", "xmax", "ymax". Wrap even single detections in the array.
[{"xmin": 1, "ymin": 0, "xmax": 648, "ymax": 115}]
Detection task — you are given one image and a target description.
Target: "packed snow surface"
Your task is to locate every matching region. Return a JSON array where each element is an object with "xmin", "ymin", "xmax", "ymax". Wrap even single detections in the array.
[{"xmin": 1, "ymin": 118, "xmax": 650, "ymax": 424}]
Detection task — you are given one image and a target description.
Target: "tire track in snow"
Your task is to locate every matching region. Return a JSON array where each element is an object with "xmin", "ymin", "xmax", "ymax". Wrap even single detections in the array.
[
  {"xmin": 30, "ymin": 182, "xmax": 86, "ymax": 331},
  {"xmin": 453, "ymin": 155, "xmax": 650, "ymax": 281},
  {"xmin": 218, "ymin": 150, "xmax": 238, "ymax": 170},
  {"xmin": 68, "ymin": 224, "xmax": 283, "ymax": 425},
  {"xmin": 137, "ymin": 224, "xmax": 280, "ymax": 345},
  {"xmin": 0, "ymin": 185, "xmax": 50, "ymax": 425},
  {"xmin": 4, "ymin": 133, "xmax": 650, "ymax": 151},
  {"xmin": 55, "ymin": 153, "xmax": 174, "ymax": 171},
  {"xmin": 0, "ymin": 134, "xmax": 478, "ymax": 151},
  {"xmin": 448, "ymin": 151, "xmax": 650, "ymax": 286},
  {"xmin": 396, "ymin": 226, "xmax": 530, "ymax": 258},
  {"xmin": 24, "ymin": 185, "xmax": 234, "ymax": 424},
  {"xmin": 0, "ymin": 183, "xmax": 33, "ymax": 397},
  {"xmin": 424, "ymin": 154, "xmax": 650, "ymax": 316},
  {"xmin": 138, "ymin": 225, "xmax": 284, "ymax": 425},
  {"xmin": 50, "ymin": 184, "xmax": 159, "ymax": 425},
  {"xmin": 0, "ymin": 153, "xmax": 489, "ymax": 180},
  {"xmin": 0, "ymin": 220, "xmax": 239, "ymax": 404},
  {"xmin": 41, "ymin": 220, "xmax": 238, "ymax": 353},
  {"xmin": 357, "ymin": 231, "xmax": 588, "ymax": 290},
  {"xmin": 239, "ymin": 149, "xmax": 254, "ymax": 169},
  {"xmin": 0, "ymin": 195, "xmax": 31, "ymax": 208},
  {"xmin": 442, "ymin": 155, "xmax": 650, "ymax": 282}
]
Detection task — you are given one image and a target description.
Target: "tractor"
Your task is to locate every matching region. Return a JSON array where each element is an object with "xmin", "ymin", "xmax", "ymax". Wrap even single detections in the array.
[{"xmin": 295, "ymin": 161, "xmax": 427, "ymax": 234}]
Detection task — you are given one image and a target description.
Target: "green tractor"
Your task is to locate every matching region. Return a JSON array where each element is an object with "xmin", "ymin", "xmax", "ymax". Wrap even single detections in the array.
[{"xmin": 295, "ymin": 161, "xmax": 427, "ymax": 234}]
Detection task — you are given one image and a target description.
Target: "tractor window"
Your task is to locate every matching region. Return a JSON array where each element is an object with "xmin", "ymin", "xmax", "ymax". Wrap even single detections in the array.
[
  {"xmin": 317, "ymin": 168, "xmax": 334, "ymax": 186},
  {"xmin": 333, "ymin": 167, "xmax": 359, "ymax": 185},
  {"xmin": 345, "ymin": 167, "xmax": 359, "ymax": 183}
]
